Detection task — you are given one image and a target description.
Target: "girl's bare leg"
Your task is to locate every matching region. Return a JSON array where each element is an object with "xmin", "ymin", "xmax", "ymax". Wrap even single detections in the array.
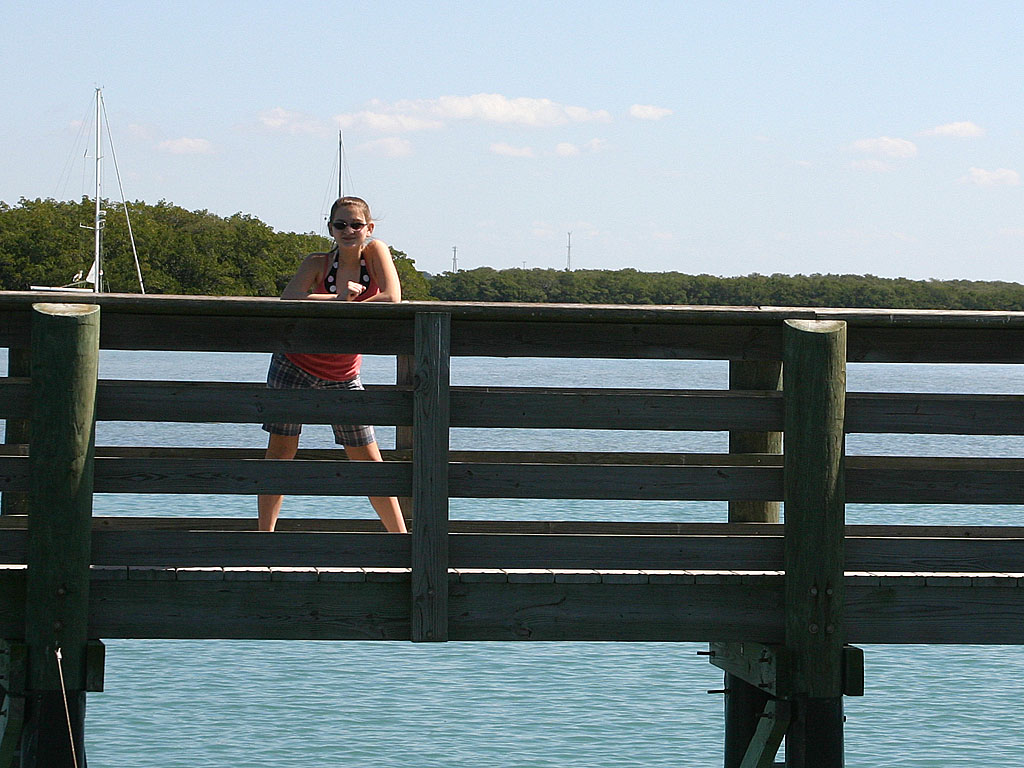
[
  {"xmin": 258, "ymin": 433, "xmax": 299, "ymax": 531},
  {"xmin": 345, "ymin": 442, "xmax": 408, "ymax": 533}
]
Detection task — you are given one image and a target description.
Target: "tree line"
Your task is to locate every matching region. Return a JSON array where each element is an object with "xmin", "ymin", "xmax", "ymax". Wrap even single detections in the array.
[
  {"xmin": 4, "ymin": 197, "xmax": 1024, "ymax": 310},
  {"xmin": 0, "ymin": 197, "xmax": 431, "ymax": 298},
  {"xmin": 428, "ymin": 266, "xmax": 1024, "ymax": 310}
]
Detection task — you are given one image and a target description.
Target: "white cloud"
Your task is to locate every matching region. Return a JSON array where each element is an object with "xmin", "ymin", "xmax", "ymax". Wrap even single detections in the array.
[
  {"xmin": 922, "ymin": 121, "xmax": 985, "ymax": 137},
  {"xmin": 847, "ymin": 136, "xmax": 918, "ymax": 159},
  {"xmin": 158, "ymin": 138, "xmax": 213, "ymax": 155},
  {"xmin": 359, "ymin": 137, "xmax": 413, "ymax": 157},
  {"xmin": 999, "ymin": 227, "xmax": 1024, "ymax": 237},
  {"xmin": 491, "ymin": 143, "xmax": 535, "ymax": 158},
  {"xmin": 629, "ymin": 104, "xmax": 673, "ymax": 120},
  {"xmin": 960, "ymin": 167, "xmax": 1020, "ymax": 187},
  {"xmin": 258, "ymin": 107, "xmax": 328, "ymax": 136},
  {"xmin": 337, "ymin": 94, "xmax": 611, "ymax": 132},
  {"xmin": 336, "ymin": 111, "xmax": 443, "ymax": 133},
  {"xmin": 850, "ymin": 158, "xmax": 893, "ymax": 173},
  {"xmin": 433, "ymin": 94, "xmax": 610, "ymax": 126},
  {"xmin": 555, "ymin": 138, "xmax": 608, "ymax": 157},
  {"xmin": 126, "ymin": 123, "xmax": 158, "ymax": 141}
]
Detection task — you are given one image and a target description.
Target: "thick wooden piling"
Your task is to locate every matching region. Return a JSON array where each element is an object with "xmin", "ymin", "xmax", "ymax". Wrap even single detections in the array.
[
  {"xmin": 21, "ymin": 303, "xmax": 99, "ymax": 767},
  {"xmin": 782, "ymin": 319, "xmax": 847, "ymax": 768},
  {"xmin": 411, "ymin": 313, "xmax": 451, "ymax": 642},
  {"xmin": 724, "ymin": 361, "xmax": 783, "ymax": 768}
]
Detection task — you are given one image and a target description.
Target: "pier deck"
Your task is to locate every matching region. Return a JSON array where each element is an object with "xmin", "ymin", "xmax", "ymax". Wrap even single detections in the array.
[{"xmin": 3, "ymin": 292, "xmax": 1024, "ymax": 767}]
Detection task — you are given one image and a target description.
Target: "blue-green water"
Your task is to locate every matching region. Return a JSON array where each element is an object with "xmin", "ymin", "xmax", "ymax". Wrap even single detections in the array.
[{"xmin": 5, "ymin": 352, "xmax": 1024, "ymax": 767}]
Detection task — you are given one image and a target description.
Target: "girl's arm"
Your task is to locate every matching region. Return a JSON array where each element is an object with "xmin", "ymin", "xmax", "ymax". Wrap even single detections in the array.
[
  {"xmin": 280, "ymin": 253, "xmax": 330, "ymax": 300},
  {"xmin": 357, "ymin": 240, "xmax": 402, "ymax": 303}
]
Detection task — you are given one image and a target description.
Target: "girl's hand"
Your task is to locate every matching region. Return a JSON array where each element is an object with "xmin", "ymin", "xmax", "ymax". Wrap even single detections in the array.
[{"xmin": 344, "ymin": 280, "xmax": 366, "ymax": 301}]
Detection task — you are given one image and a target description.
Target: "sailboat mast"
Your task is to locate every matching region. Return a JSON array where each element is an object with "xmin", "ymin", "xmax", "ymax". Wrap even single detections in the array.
[
  {"xmin": 338, "ymin": 129, "xmax": 344, "ymax": 199},
  {"xmin": 92, "ymin": 88, "xmax": 103, "ymax": 293}
]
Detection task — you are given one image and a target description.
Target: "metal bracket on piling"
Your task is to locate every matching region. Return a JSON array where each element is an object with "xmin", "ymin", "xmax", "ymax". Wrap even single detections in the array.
[{"xmin": 84, "ymin": 640, "xmax": 105, "ymax": 693}]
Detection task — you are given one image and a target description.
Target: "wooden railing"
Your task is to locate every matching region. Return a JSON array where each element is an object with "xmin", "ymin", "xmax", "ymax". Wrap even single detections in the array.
[{"xmin": 1, "ymin": 291, "xmax": 1023, "ymax": 767}]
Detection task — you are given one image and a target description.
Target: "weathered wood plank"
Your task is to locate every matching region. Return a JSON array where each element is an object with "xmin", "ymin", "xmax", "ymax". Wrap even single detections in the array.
[
  {"xmin": 4, "ymin": 291, "xmax": 1024, "ymax": 326},
  {"xmin": 88, "ymin": 531, "xmax": 408, "ymax": 567},
  {"xmin": 448, "ymin": 320, "xmax": 783, "ymax": 359},
  {"xmin": 113, "ymin": 316, "xmax": 414, "ymax": 354},
  {"xmin": 845, "ymin": 536, "xmax": 1024, "ymax": 572},
  {"xmin": 451, "ymin": 387, "xmax": 782, "ymax": 431},
  {"xmin": 0, "ymin": 569, "xmax": 1022, "ymax": 643},
  {"xmin": 6, "ymin": 293, "xmax": 1024, "ymax": 361},
  {"xmin": 446, "ymin": 581, "xmax": 785, "ymax": 641},
  {"xmin": 447, "ymin": 463, "xmax": 783, "ymax": 500},
  {"xmin": 846, "ymin": 466, "xmax": 1024, "ymax": 504},
  {"xmin": 8, "ymin": 516, "xmax": 1022, "ymax": 542},
  {"xmin": 10, "ymin": 378, "xmax": 1024, "ymax": 435},
  {"xmin": 846, "ymin": 392, "xmax": 1024, "ymax": 434},
  {"xmin": 447, "ymin": 534, "xmax": 784, "ymax": 570},
  {"xmin": 7, "ymin": 454, "xmax": 1024, "ymax": 503},
  {"xmin": 95, "ymin": 381, "xmax": 410, "ymax": 425},
  {"xmin": 1, "ymin": 457, "xmax": 783, "ymax": 498},
  {"xmin": 6, "ymin": 529, "xmax": 1019, "ymax": 574},
  {"xmin": 0, "ymin": 379, "xmax": 410, "ymax": 424},
  {"xmin": 88, "ymin": 579, "xmax": 412, "ymax": 639},
  {"xmin": 847, "ymin": 327, "xmax": 1024, "ymax": 363},
  {"xmin": 90, "ymin": 458, "xmax": 411, "ymax": 495},
  {"xmin": 845, "ymin": 585, "xmax": 1024, "ymax": 643}
]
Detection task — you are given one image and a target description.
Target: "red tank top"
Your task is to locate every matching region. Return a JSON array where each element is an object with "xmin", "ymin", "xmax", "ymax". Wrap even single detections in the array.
[{"xmin": 285, "ymin": 249, "xmax": 379, "ymax": 381}]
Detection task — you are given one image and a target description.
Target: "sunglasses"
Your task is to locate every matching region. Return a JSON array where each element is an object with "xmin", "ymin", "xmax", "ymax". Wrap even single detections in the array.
[{"xmin": 330, "ymin": 220, "xmax": 367, "ymax": 231}]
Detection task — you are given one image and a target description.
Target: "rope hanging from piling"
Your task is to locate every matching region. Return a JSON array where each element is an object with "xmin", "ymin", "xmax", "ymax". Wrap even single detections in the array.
[{"xmin": 54, "ymin": 648, "xmax": 80, "ymax": 768}]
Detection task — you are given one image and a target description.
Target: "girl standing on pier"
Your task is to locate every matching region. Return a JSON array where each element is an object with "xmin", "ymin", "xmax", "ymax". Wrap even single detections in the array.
[{"xmin": 258, "ymin": 196, "xmax": 407, "ymax": 533}]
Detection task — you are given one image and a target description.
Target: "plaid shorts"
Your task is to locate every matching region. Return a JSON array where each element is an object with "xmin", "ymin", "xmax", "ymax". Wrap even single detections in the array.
[{"xmin": 261, "ymin": 352, "xmax": 376, "ymax": 447}]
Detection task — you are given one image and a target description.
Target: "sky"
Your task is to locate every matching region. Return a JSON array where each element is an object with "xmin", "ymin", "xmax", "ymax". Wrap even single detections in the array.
[{"xmin": 4, "ymin": 0, "xmax": 1024, "ymax": 282}]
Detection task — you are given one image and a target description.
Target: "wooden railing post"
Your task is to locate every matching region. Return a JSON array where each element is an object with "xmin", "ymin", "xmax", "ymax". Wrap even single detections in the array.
[
  {"xmin": 1, "ymin": 348, "xmax": 31, "ymax": 516},
  {"xmin": 782, "ymin": 319, "xmax": 847, "ymax": 768},
  {"xmin": 21, "ymin": 303, "xmax": 99, "ymax": 767},
  {"xmin": 410, "ymin": 312, "xmax": 451, "ymax": 642},
  {"xmin": 723, "ymin": 361, "xmax": 783, "ymax": 768}
]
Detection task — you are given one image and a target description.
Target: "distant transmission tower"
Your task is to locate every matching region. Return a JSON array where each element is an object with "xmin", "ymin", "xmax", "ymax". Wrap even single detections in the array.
[
  {"xmin": 566, "ymin": 232, "xmax": 572, "ymax": 271},
  {"xmin": 452, "ymin": 246, "xmax": 458, "ymax": 272}
]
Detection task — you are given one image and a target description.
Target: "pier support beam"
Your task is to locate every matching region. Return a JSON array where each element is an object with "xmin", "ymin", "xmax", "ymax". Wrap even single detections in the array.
[
  {"xmin": 724, "ymin": 360, "xmax": 782, "ymax": 768},
  {"xmin": 782, "ymin": 319, "xmax": 847, "ymax": 768},
  {"xmin": 21, "ymin": 303, "xmax": 99, "ymax": 768}
]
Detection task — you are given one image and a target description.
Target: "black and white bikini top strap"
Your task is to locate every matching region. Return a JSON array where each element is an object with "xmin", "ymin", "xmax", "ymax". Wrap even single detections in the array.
[{"xmin": 324, "ymin": 247, "xmax": 371, "ymax": 294}]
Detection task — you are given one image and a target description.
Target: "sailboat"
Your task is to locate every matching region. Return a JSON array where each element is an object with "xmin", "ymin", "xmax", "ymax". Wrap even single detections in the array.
[{"xmin": 32, "ymin": 88, "xmax": 146, "ymax": 294}]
